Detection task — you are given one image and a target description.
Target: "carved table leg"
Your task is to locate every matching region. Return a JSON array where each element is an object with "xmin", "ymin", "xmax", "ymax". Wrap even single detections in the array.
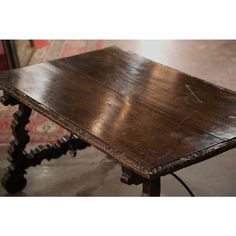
[
  {"xmin": 0, "ymin": 94, "xmax": 91, "ymax": 193},
  {"xmin": 142, "ymin": 178, "xmax": 161, "ymax": 197},
  {"xmin": 2, "ymin": 103, "xmax": 32, "ymax": 193},
  {"xmin": 1, "ymin": 99, "xmax": 90, "ymax": 193}
]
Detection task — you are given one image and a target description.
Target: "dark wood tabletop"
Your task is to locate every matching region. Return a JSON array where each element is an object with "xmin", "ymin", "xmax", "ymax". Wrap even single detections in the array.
[{"xmin": 0, "ymin": 46, "xmax": 236, "ymax": 180}]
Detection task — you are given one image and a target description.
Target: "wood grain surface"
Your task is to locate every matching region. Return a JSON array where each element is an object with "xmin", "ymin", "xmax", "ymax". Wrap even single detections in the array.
[{"xmin": 0, "ymin": 46, "xmax": 236, "ymax": 179}]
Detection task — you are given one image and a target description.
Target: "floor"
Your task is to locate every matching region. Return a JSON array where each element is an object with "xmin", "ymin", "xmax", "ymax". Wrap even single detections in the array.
[{"xmin": 0, "ymin": 40, "xmax": 236, "ymax": 196}]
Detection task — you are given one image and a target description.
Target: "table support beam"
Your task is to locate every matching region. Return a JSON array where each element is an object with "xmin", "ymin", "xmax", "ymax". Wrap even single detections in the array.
[
  {"xmin": 142, "ymin": 178, "xmax": 161, "ymax": 196},
  {"xmin": 120, "ymin": 166, "xmax": 161, "ymax": 196}
]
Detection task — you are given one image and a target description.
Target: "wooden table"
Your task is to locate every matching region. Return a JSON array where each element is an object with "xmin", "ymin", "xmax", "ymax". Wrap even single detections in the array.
[{"xmin": 0, "ymin": 46, "xmax": 236, "ymax": 196}]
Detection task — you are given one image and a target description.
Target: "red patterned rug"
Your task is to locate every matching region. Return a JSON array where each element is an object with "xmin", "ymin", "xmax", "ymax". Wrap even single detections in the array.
[{"xmin": 0, "ymin": 40, "xmax": 104, "ymax": 144}]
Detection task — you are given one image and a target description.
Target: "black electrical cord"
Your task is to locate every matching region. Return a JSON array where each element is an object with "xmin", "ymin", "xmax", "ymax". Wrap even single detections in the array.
[{"xmin": 171, "ymin": 172, "xmax": 195, "ymax": 197}]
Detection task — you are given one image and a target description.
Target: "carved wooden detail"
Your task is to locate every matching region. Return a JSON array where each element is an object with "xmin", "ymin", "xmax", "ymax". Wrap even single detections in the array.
[
  {"xmin": 2, "ymin": 103, "xmax": 32, "ymax": 193},
  {"xmin": 150, "ymin": 137, "xmax": 236, "ymax": 177},
  {"xmin": 24, "ymin": 135, "xmax": 90, "ymax": 169},
  {"xmin": 0, "ymin": 92, "xmax": 19, "ymax": 106},
  {"xmin": 1, "ymin": 95, "xmax": 90, "ymax": 193}
]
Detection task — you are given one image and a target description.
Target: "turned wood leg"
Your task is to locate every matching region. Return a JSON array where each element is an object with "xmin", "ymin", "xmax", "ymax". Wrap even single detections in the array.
[
  {"xmin": 1, "ymin": 94, "xmax": 90, "ymax": 194},
  {"xmin": 2, "ymin": 103, "xmax": 32, "ymax": 193},
  {"xmin": 142, "ymin": 178, "xmax": 161, "ymax": 196}
]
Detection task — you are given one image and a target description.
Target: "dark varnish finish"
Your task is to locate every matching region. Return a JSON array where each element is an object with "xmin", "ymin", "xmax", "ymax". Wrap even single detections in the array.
[{"xmin": 0, "ymin": 46, "xmax": 236, "ymax": 183}]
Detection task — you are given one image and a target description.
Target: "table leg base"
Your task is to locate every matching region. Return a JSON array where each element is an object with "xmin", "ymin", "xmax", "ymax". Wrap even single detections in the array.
[{"xmin": 2, "ymin": 166, "xmax": 27, "ymax": 194}]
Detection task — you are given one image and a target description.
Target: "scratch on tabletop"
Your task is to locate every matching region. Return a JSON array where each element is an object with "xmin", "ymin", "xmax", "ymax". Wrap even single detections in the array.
[
  {"xmin": 177, "ymin": 110, "xmax": 199, "ymax": 128},
  {"xmin": 185, "ymin": 84, "xmax": 203, "ymax": 104}
]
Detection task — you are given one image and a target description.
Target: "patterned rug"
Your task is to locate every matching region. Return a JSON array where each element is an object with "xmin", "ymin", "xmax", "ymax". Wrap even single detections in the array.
[{"xmin": 0, "ymin": 40, "xmax": 104, "ymax": 144}]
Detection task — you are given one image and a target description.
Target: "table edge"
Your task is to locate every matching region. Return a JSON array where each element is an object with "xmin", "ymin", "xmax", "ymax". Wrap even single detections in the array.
[{"xmin": 150, "ymin": 137, "xmax": 236, "ymax": 177}]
